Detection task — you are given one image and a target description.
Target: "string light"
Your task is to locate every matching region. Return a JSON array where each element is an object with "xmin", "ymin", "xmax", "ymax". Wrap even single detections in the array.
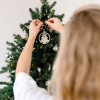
[
  {"xmin": 40, "ymin": 12, "xmax": 50, "ymax": 19},
  {"xmin": 40, "ymin": 45, "xmax": 43, "ymax": 48},
  {"xmin": 7, "ymin": 95, "xmax": 13, "ymax": 100},
  {"xmin": 45, "ymin": 58, "xmax": 47, "ymax": 60}
]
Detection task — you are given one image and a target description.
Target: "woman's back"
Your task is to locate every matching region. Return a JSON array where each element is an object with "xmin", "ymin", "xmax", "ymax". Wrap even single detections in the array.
[{"xmin": 46, "ymin": 4, "xmax": 100, "ymax": 100}]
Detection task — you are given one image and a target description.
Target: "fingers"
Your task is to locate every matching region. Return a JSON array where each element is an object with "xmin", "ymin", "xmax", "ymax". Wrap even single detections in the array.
[
  {"xmin": 47, "ymin": 17, "xmax": 59, "ymax": 21},
  {"xmin": 45, "ymin": 20, "xmax": 52, "ymax": 27},
  {"xmin": 47, "ymin": 18, "xmax": 54, "ymax": 23},
  {"xmin": 32, "ymin": 19, "xmax": 42, "ymax": 24},
  {"xmin": 35, "ymin": 20, "xmax": 41, "ymax": 26},
  {"xmin": 35, "ymin": 22, "xmax": 44, "ymax": 26},
  {"xmin": 37, "ymin": 22, "xmax": 43, "ymax": 29},
  {"xmin": 30, "ymin": 19, "xmax": 44, "ymax": 30},
  {"xmin": 33, "ymin": 19, "xmax": 41, "ymax": 22},
  {"xmin": 45, "ymin": 18, "xmax": 57, "ymax": 26}
]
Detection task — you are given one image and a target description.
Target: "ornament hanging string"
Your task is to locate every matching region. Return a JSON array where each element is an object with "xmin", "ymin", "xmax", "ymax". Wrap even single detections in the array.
[{"xmin": 41, "ymin": 23, "xmax": 46, "ymax": 32}]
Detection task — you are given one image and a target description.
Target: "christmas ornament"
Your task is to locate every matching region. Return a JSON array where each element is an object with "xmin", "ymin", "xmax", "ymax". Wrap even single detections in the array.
[
  {"xmin": 48, "ymin": 64, "xmax": 51, "ymax": 70},
  {"xmin": 45, "ymin": 79, "xmax": 50, "ymax": 85},
  {"xmin": 5, "ymin": 52, "xmax": 10, "ymax": 58},
  {"xmin": 18, "ymin": 46, "xmax": 20, "ymax": 48},
  {"xmin": 6, "ymin": 70, "xmax": 11, "ymax": 78},
  {"xmin": 53, "ymin": 44, "xmax": 58, "ymax": 51},
  {"xmin": 15, "ymin": 43, "xmax": 17, "ymax": 46},
  {"xmin": 22, "ymin": 30, "xmax": 28, "ymax": 39},
  {"xmin": 39, "ymin": 26, "xmax": 50, "ymax": 44},
  {"xmin": 12, "ymin": 70, "xmax": 15, "ymax": 73},
  {"xmin": 37, "ymin": 67, "xmax": 41, "ymax": 76},
  {"xmin": 16, "ymin": 49, "xmax": 19, "ymax": 52},
  {"xmin": 33, "ymin": 48, "xmax": 35, "ymax": 51}
]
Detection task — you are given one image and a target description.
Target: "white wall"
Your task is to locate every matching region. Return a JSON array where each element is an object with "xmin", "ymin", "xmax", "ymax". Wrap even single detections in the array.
[{"xmin": 0, "ymin": 0, "xmax": 100, "ymax": 89}]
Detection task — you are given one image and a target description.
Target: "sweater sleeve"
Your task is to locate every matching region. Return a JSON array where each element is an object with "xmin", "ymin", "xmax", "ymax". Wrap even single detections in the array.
[{"xmin": 13, "ymin": 72, "xmax": 54, "ymax": 100}]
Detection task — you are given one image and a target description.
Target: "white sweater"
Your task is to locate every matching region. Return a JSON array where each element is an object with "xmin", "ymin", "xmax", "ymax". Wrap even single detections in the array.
[{"xmin": 13, "ymin": 72, "xmax": 55, "ymax": 100}]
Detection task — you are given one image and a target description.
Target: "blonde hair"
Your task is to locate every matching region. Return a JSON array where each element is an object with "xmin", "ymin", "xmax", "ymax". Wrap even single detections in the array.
[{"xmin": 47, "ymin": 4, "xmax": 100, "ymax": 100}]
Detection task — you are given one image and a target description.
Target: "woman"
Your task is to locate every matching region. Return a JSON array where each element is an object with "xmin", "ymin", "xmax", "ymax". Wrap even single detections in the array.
[
  {"xmin": 45, "ymin": 4, "xmax": 100, "ymax": 100},
  {"xmin": 13, "ymin": 4, "xmax": 100, "ymax": 100}
]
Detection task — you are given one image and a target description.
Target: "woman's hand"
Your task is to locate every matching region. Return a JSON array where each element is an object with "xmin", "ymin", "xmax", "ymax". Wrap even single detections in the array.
[
  {"xmin": 29, "ymin": 19, "xmax": 44, "ymax": 39},
  {"xmin": 45, "ymin": 18, "xmax": 64, "ymax": 34}
]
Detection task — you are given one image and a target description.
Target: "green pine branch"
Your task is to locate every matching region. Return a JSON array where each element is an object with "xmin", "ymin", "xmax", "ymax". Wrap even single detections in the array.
[
  {"xmin": 0, "ymin": 67, "xmax": 8, "ymax": 74},
  {"xmin": 29, "ymin": 8, "xmax": 38, "ymax": 19},
  {"xmin": 50, "ymin": 1, "xmax": 57, "ymax": 9},
  {"xmin": 0, "ymin": 82, "xmax": 10, "ymax": 85}
]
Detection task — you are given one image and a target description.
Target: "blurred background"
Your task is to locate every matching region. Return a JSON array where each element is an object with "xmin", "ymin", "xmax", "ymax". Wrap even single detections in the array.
[{"xmin": 0, "ymin": 0, "xmax": 100, "ymax": 89}]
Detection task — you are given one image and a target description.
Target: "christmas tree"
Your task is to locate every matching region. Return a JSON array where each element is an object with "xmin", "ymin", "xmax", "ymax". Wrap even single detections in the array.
[{"xmin": 0, "ymin": 0, "xmax": 65, "ymax": 99}]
